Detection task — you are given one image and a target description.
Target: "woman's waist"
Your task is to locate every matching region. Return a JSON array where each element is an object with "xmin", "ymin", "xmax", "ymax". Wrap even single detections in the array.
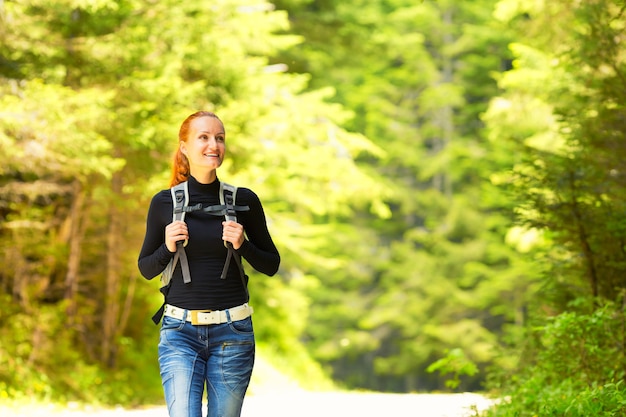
[
  {"xmin": 165, "ymin": 284, "xmax": 247, "ymax": 311},
  {"xmin": 163, "ymin": 302, "xmax": 253, "ymax": 325}
]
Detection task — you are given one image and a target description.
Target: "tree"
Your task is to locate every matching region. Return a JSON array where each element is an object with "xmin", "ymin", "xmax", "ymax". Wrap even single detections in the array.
[
  {"xmin": 273, "ymin": 0, "xmax": 527, "ymax": 391},
  {"xmin": 485, "ymin": 0, "xmax": 626, "ymax": 307},
  {"xmin": 480, "ymin": 0, "xmax": 626, "ymax": 414},
  {"xmin": 0, "ymin": 0, "xmax": 386, "ymax": 401}
]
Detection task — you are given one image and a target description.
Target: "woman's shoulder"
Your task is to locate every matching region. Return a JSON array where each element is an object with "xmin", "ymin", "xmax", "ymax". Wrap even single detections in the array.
[
  {"xmin": 231, "ymin": 186, "xmax": 266, "ymax": 213},
  {"xmin": 233, "ymin": 185, "xmax": 255, "ymax": 196},
  {"xmin": 150, "ymin": 188, "xmax": 174, "ymax": 208},
  {"xmin": 233, "ymin": 185, "xmax": 260, "ymax": 202}
]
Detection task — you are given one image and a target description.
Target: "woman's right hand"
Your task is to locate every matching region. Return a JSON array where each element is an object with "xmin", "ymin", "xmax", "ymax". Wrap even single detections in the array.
[{"xmin": 165, "ymin": 220, "xmax": 189, "ymax": 253}]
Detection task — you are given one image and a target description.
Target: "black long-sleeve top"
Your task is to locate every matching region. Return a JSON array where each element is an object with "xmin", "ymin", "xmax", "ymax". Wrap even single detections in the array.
[{"xmin": 138, "ymin": 175, "xmax": 280, "ymax": 310}]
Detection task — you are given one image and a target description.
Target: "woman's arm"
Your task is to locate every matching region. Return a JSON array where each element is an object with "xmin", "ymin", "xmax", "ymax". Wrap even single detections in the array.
[
  {"xmin": 236, "ymin": 189, "xmax": 280, "ymax": 276},
  {"xmin": 138, "ymin": 192, "xmax": 175, "ymax": 280}
]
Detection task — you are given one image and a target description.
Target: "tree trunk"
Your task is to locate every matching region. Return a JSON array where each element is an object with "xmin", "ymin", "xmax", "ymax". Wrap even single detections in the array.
[
  {"xmin": 568, "ymin": 170, "xmax": 598, "ymax": 298},
  {"xmin": 65, "ymin": 180, "xmax": 87, "ymax": 319},
  {"xmin": 102, "ymin": 171, "xmax": 123, "ymax": 368},
  {"xmin": 432, "ymin": 7, "xmax": 454, "ymax": 199}
]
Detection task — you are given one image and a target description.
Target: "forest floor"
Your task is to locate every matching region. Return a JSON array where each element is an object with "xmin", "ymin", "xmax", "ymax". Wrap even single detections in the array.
[
  {"xmin": 0, "ymin": 356, "xmax": 495, "ymax": 416},
  {"xmin": 0, "ymin": 391, "xmax": 494, "ymax": 417}
]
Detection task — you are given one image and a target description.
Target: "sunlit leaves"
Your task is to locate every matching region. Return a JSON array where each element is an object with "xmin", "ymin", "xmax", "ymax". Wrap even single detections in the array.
[
  {"xmin": 0, "ymin": 80, "xmax": 123, "ymax": 180},
  {"xmin": 486, "ymin": 0, "xmax": 626, "ymax": 304}
]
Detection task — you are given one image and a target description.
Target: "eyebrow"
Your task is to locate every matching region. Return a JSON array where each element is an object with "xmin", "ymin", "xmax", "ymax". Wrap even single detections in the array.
[{"xmin": 199, "ymin": 130, "xmax": 225, "ymax": 135}]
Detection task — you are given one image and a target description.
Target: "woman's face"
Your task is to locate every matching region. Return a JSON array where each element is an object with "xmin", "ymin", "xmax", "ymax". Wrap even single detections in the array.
[{"xmin": 180, "ymin": 116, "xmax": 226, "ymax": 172}]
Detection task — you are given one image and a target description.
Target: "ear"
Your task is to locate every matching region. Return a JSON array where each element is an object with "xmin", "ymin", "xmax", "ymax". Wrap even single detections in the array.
[{"xmin": 179, "ymin": 141, "xmax": 187, "ymax": 156}]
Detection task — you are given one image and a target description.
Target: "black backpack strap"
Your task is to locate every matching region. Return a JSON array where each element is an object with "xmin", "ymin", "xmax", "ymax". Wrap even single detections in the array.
[
  {"xmin": 171, "ymin": 182, "xmax": 194, "ymax": 284},
  {"xmin": 152, "ymin": 181, "xmax": 201, "ymax": 324},
  {"xmin": 204, "ymin": 182, "xmax": 250, "ymax": 300},
  {"xmin": 220, "ymin": 183, "xmax": 242, "ymax": 278},
  {"xmin": 169, "ymin": 184, "xmax": 202, "ymax": 284},
  {"xmin": 151, "ymin": 303, "xmax": 166, "ymax": 325}
]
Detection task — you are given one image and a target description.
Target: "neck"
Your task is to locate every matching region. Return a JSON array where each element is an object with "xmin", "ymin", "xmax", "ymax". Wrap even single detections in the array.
[{"xmin": 190, "ymin": 169, "xmax": 217, "ymax": 184}]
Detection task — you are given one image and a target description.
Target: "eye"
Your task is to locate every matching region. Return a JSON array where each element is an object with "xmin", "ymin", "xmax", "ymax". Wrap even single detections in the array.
[{"xmin": 216, "ymin": 135, "xmax": 225, "ymax": 142}]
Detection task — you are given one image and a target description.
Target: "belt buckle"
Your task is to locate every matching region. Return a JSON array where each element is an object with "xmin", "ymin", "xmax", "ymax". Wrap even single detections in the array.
[{"xmin": 191, "ymin": 310, "xmax": 213, "ymax": 325}]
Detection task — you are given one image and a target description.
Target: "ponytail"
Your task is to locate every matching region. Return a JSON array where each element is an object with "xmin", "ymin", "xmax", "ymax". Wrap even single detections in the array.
[{"xmin": 169, "ymin": 147, "xmax": 189, "ymax": 187}]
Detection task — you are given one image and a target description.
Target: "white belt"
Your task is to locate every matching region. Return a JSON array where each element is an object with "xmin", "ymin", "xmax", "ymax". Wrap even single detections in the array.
[{"xmin": 163, "ymin": 303, "xmax": 253, "ymax": 325}]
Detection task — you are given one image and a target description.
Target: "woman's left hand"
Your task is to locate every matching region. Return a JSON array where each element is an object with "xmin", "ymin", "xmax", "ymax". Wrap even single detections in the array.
[{"xmin": 222, "ymin": 221, "xmax": 245, "ymax": 250}]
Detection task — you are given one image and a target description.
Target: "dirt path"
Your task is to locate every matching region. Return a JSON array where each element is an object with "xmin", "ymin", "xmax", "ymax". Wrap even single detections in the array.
[
  {"xmin": 1, "ymin": 391, "xmax": 493, "ymax": 417},
  {"xmin": 243, "ymin": 391, "xmax": 493, "ymax": 417}
]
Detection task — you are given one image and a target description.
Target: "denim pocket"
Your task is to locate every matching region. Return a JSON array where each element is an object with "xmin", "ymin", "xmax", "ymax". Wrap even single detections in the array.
[
  {"xmin": 228, "ymin": 316, "xmax": 254, "ymax": 335},
  {"xmin": 161, "ymin": 315, "xmax": 186, "ymax": 331}
]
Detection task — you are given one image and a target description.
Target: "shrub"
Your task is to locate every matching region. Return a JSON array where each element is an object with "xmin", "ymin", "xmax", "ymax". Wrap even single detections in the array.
[{"xmin": 481, "ymin": 300, "xmax": 626, "ymax": 417}]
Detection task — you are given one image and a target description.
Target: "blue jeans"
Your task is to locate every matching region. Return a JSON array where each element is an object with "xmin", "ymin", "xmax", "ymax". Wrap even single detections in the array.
[{"xmin": 158, "ymin": 312, "xmax": 255, "ymax": 417}]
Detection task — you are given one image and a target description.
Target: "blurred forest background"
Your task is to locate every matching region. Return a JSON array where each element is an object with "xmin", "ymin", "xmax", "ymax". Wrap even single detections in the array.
[{"xmin": 2, "ymin": 0, "xmax": 626, "ymax": 415}]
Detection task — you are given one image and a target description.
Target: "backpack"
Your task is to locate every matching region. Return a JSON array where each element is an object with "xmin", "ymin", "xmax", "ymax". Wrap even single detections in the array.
[{"xmin": 151, "ymin": 180, "xmax": 250, "ymax": 324}]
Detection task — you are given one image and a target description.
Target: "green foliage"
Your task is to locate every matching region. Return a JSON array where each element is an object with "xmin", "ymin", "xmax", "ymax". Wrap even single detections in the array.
[
  {"xmin": 486, "ymin": 0, "xmax": 626, "ymax": 306},
  {"xmin": 276, "ymin": 0, "xmax": 523, "ymax": 393},
  {"xmin": 3, "ymin": 0, "xmax": 625, "ymax": 409},
  {"xmin": 484, "ymin": 301, "xmax": 626, "ymax": 417},
  {"xmin": 427, "ymin": 348, "xmax": 479, "ymax": 390},
  {"xmin": 0, "ymin": 0, "xmax": 383, "ymax": 404},
  {"xmin": 0, "ymin": 295, "xmax": 160, "ymax": 404},
  {"xmin": 478, "ymin": 0, "xmax": 626, "ymax": 413},
  {"xmin": 485, "ymin": 380, "xmax": 626, "ymax": 417}
]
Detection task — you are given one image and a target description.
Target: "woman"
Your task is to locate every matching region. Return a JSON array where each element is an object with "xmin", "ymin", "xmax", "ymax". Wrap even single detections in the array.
[{"xmin": 138, "ymin": 111, "xmax": 280, "ymax": 417}]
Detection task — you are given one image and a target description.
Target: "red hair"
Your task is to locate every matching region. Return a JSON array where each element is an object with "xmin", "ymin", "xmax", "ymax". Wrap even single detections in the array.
[{"xmin": 169, "ymin": 111, "xmax": 222, "ymax": 187}]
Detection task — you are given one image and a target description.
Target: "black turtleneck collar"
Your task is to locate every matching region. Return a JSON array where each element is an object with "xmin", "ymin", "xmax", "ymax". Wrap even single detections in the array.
[{"xmin": 187, "ymin": 175, "xmax": 220, "ymax": 193}]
